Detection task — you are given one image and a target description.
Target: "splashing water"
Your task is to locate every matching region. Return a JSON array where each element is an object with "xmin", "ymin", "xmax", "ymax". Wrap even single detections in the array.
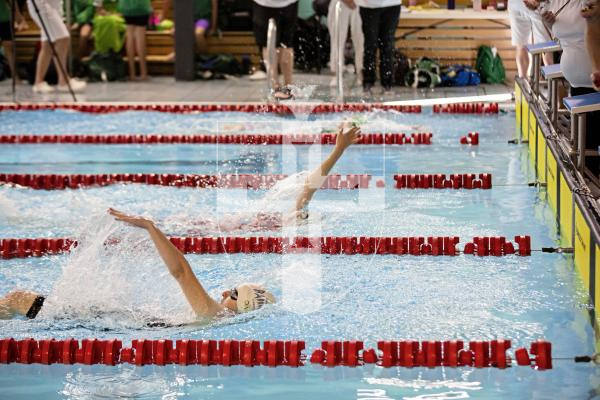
[{"xmin": 41, "ymin": 214, "xmax": 198, "ymax": 328}]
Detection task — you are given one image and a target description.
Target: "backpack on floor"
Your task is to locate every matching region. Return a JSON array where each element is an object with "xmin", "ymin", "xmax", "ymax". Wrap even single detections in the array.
[
  {"xmin": 392, "ymin": 49, "xmax": 411, "ymax": 86},
  {"xmin": 294, "ymin": 16, "xmax": 330, "ymax": 73},
  {"xmin": 476, "ymin": 45, "xmax": 505, "ymax": 84},
  {"xmin": 196, "ymin": 54, "xmax": 242, "ymax": 78},
  {"xmin": 441, "ymin": 65, "xmax": 481, "ymax": 86},
  {"xmin": 85, "ymin": 51, "xmax": 127, "ymax": 82},
  {"xmin": 405, "ymin": 57, "xmax": 441, "ymax": 88}
]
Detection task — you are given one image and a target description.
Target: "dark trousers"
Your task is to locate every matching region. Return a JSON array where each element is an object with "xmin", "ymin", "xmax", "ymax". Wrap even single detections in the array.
[
  {"xmin": 359, "ymin": 4, "xmax": 400, "ymax": 88},
  {"xmin": 571, "ymin": 86, "xmax": 600, "ymax": 174}
]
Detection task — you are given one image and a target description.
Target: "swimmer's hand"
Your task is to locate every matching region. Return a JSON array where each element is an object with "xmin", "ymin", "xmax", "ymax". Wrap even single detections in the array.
[
  {"xmin": 335, "ymin": 125, "xmax": 362, "ymax": 152},
  {"xmin": 108, "ymin": 208, "xmax": 154, "ymax": 230}
]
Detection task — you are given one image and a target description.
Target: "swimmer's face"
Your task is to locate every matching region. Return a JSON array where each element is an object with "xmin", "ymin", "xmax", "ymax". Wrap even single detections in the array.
[{"xmin": 221, "ymin": 290, "xmax": 237, "ymax": 312}]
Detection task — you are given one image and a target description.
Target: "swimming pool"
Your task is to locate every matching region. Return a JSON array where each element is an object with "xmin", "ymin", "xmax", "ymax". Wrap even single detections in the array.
[{"xmin": 0, "ymin": 108, "xmax": 597, "ymax": 399}]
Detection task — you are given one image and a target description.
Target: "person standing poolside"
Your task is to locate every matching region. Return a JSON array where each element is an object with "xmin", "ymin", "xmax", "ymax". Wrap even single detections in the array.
[
  {"xmin": 0, "ymin": 0, "xmax": 27, "ymax": 83},
  {"xmin": 27, "ymin": 0, "xmax": 87, "ymax": 93},
  {"xmin": 251, "ymin": 0, "xmax": 298, "ymax": 100},
  {"xmin": 543, "ymin": 0, "xmax": 598, "ymax": 173},
  {"xmin": 327, "ymin": 0, "xmax": 363, "ymax": 87},
  {"xmin": 117, "ymin": 0, "xmax": 151, "ymax": 80},
  {"xmin": 356, "ymin": 0, "xmax": 401, "ymax": 94},
  {"xmin": 581, "ymin": 0, "xmax": 600, "ymax": 90},
  {"xmin": 509, "ymin": 0, "xmax": 553, "ymax": 78},
  {"xmin": 0, "ymin": 125, "xmax": 362, "ymax": 321}
]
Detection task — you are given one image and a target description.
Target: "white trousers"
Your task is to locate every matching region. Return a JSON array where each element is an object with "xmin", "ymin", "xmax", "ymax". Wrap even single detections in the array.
[{"xmin": 327, "ymin": 0, "xmax": 363, "ymax": 74}]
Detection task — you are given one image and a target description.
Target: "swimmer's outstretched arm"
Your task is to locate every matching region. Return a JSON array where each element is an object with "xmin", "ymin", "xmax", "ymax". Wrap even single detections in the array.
[
  {"xmin": 108, "ymin": 208, "xmax": 225, "ymax": 318},
  {"xmin": 294, "ymin": 125, "xmax": 361, "ymax": 212}
]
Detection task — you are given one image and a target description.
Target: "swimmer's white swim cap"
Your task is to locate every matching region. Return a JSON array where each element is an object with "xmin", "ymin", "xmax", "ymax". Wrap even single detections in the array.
[{"xmin": 236, "ymin": 283, "xmax": 276, "ymax": 313}]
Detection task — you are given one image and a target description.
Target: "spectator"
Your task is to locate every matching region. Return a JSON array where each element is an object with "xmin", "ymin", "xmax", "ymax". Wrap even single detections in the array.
[
  {"xmin": 0, "ymin": 0, "xmax": 26, "ymax": 82},
  {"xmin": 71, "ymin": 0, "xmax": 95, "ymax": 57},
  {"xmin": 193, "ymin": 0, "xmax": 218, "ymax": 54},
  {"xmin": 252, "ymin": 0, "xmax": 298, "ymax": 99},
  {"xmin": 509, "ymin": 0, "xmax": 553, "ymax": 78},
  {"xmin": 118, "ymin": 0, "xmax": 151, "ymax": 81},
  {"xmin": 543, "ymin": 0, "xmax": 598, "ymax": 172},
  {"xmin": 327, "ymin": 0, "xmax": 363, "ymax": 87},
  {"xmin": 27, "ymin": 0, "xmax": 86, "ymax": 92},
  {"xmin": 581, "ymin": 0, "xmax": 600, "ymax": 90},
  {"xmin": 356, "ymin": 0, "xmax": 401, "ymax": 94}
]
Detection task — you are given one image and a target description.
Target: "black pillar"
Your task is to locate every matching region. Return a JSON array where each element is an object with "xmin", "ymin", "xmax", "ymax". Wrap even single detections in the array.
[{"xmin": 174, "ymin": 0, "xmax": 195, "ymax": 81}]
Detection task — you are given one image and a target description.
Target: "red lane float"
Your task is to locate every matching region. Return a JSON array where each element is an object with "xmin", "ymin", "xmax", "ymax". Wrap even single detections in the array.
[
  {"xmin": 0, "ymin": 132, "xmax": 433, "ymax": 146},
  {"xmin": 460, "ymin": 132, "xmax": 479, "ymax": 145},
  {"xmin": 0, "ymin": 338, "xmax": 552, "ymax": 369},
  {"xmin": 0, "ymin": 103, "xmax": 422, "ymax": 114},
  {"xmin": 0, "ymin": 236, "xmax": 531, "ymax": 259},
  {"xmin": 433, "ymin": 103, "xmax": 499, "ymax": 114},
  {"xmin": 393, "ymin": 173, "xmax": 492, "ymax": 189},
  {"xmin": 0, "ymin": 173, "xmax": 371, "ymax": 190}
]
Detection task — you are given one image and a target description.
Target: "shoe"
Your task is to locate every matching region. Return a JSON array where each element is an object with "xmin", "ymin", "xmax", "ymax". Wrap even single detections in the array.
[
  {"xmin": 249, "ymin": 70, "xmax": 267, "ymax": 80},
  {"xmin": 32, "ymin": 82, "xmax": 55, "ymax": 94},
  {"xmin": 57, "ymin": 78, "xmax": 87, "ymax": 93},
  {"xmin": 382, "ymin": 85, "xmax": 393, "ymax": 95},
  {"xmin": 271, "ymin": 86, "xmax": 294, "ymax": 101}
]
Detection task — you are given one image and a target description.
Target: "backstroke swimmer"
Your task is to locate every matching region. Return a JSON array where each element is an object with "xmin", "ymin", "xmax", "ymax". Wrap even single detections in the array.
[{"xmin": 0, "ymin": 124, "xmax": 362, "ymax": 321}]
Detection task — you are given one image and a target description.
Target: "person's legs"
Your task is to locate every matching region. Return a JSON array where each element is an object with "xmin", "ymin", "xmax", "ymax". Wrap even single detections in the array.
[
  {"xmin": 359, "ymin": 6, "xmax": 379, "ymax": 90},
  {"xmin": 52, "ymin": 36, "xmax": 70, "ymax": 86},
  {"xmin": 125, "ymin": 24, "xmax": 136, "ymax": 80},
  {"xmin": 195, "ymin": 19, "xmax": 210, "ymax": 54},
  {"xmin": 2, "ymin": 41, "xmax": 19, "ymax": 82},
  {"xmin": 35, "ymin": 41, "xmax": 53, "ymax": 85},
  {"xmin": 276, "ymin": 1, "xmax": 297, "ymax": 88},
  {"xmin": 0, "ymin": 291, "xmax": 40, "ymax": 319},
  {"xmin": 377, "ymin": 4, "xmax": 400, "ymax": 89},
  {"xmin": 328, "ymin": 0, "xmax": 351, "ymax": 75},
  {"xmin": 278, "ymin": 47, "xmax": 293, "ymax": 86},
  {"xmin": 509, "ymin": 9, "xmax": 532, "ymax": 78},
  {"xmin": 350, "ymin": 6, "xmax": 364, "ymax": 79},
  {"xmin": 516, "ymin": 45, "xmax": 530, "ymax": 78},
  {"xmin": 78, "ymin": 23, "xmax": 93, "ymax": 58},
  {"xmin": 135, "ymin": 25, "xmax": 148, "ymax": 80}
]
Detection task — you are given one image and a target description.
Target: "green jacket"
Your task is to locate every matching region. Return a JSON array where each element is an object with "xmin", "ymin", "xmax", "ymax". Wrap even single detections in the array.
[
  {"xmin": 195, "ymin": 0, "xmax": 212, "ymax": 21},
  {"xmin": 73, "ymin": 0, "xmax": 95, "ymax": 25},
  {"xmin": 118, "ymin": 0, "xmax": 151, "ymax": 17},
  {"xmin": 0, "ymin": 0, "xmax": 10, "ymax": 23}
]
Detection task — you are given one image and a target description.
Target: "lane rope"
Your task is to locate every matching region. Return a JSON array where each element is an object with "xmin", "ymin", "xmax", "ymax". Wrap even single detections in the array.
[
  {"xmin": 0, "ymin": 338, "xmax": 550, "ymax": 369},
  {"xmin": 0, "ymin": 173, "xmax": 493, "ymax": 190},
  {"xmin": 0, "ymin": 235, "xmax": 532, "ymax": 259}
]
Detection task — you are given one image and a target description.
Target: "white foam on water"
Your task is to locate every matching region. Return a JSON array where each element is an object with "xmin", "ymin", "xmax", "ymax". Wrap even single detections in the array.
[{"xmin": 41, "ymin": 213, "xmax": 197, "ymax": 327}]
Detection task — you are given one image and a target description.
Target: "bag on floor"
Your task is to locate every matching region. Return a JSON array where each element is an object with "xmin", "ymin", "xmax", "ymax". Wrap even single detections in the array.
[
  {"xmin": 196, "ymin": 54, "xmax": 242, "ymax": 78},
  {"xmin": 93, "ymin": 14, "xmax": 126, "ymax": 54},
  {"xmin": 294, "ymin": 16, "xmax": 330, "ymax": 73},
  {"xmin": 392, "ymin": 49, "xmax": 410, "ymax": 86},
  {"xmin": 441, "ymin": 64, "xmax": 481, "ymax": 86},
  {"xmin": 404, "ymin": 57, "xmax": 441, "ymax": 88},
  {"xmin": 476, "ymin": 45, "xmax": 505, "ymax": 84},
  {"xmin": 85, "ymin": 50, "xmax": 127, "ymax": 82}
]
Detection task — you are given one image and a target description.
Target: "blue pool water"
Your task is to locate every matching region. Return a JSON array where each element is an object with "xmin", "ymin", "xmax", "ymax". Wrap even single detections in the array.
[{"xmin": 0, "ymin": 109, "xmax": 598, "ymax": 399}]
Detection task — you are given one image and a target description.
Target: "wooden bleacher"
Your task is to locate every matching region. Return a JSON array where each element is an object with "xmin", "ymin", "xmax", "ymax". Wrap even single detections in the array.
[{"xmin": 14, "ymin": 3, "xmax": 515, "ymax": 79}]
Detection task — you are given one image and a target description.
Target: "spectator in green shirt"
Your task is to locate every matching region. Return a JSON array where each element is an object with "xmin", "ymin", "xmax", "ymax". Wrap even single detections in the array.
[
  {"xmin": 71, "ymin": 0, "xmax": 95, "ymax": 57},
  {"xmin": 0, "ymin": 0, "xmax": 26, "ymax": 82},
  {"xmin": 160, "ymin": 0, "xmax": 217, "ymax": 56}
]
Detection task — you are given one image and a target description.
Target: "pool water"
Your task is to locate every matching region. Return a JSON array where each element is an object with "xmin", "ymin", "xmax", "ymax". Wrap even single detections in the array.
[{"xmin": 0, "ymin": 109, "xmax": 598, "ymax": 399}]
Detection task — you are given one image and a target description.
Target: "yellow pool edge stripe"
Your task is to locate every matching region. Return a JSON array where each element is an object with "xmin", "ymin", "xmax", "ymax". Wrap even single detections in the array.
[{"xmin": 516, "ymin": 80, "xmax": 599, "ymax": 345}]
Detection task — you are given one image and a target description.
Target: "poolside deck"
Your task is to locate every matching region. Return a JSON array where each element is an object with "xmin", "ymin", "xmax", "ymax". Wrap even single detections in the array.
[{"xmin": 0, "ymin": 74, "xmax": 512, "ymax": 103}]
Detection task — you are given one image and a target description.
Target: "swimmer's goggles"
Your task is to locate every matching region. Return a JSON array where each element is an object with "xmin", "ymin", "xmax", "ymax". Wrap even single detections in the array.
[{"xmin": 229, "ymin": 287, "xmax": 239, "ymax": 300}]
